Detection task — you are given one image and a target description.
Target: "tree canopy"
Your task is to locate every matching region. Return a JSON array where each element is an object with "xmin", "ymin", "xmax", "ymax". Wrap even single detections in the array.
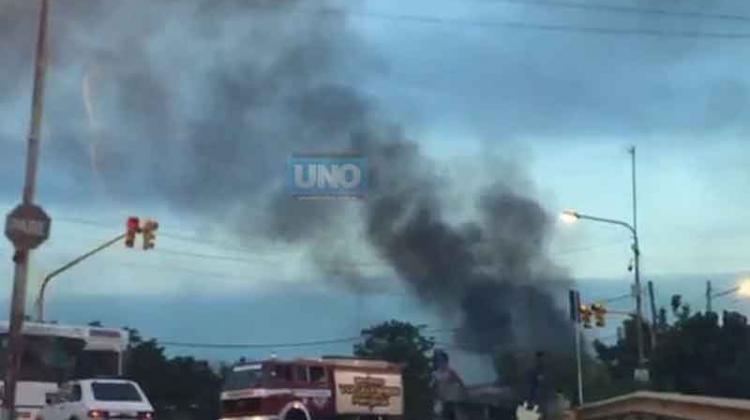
[
  {"xmin": 594, "ymin": 305, "xmax": 750, "ymax": 400},
  {"xmin": 354, "ymin": 320, "xmax": 435, "ymax": 420},
  {"xmin": 123, "ymin": 328, "xmax": 221, "ymax": 420}
]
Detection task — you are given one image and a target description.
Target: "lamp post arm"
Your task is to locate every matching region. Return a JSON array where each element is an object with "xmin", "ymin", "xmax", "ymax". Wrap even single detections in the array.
[
  {"xmin": 575, "ymin": 213, "xmax": 637, "ymax": 238},
  {"xmin": 712, "ymin": 287, "xmax": 740, "ymax": 299},
  {"xmin": 35, "ymin": 232, "xmax": 126, "ymax": 321}
]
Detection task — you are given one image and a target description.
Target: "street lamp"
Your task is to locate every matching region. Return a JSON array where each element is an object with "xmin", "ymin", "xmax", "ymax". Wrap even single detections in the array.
[
  {"xmin": 706, "ymin": 279, "xmax": 750, "ymax": 313},
  {"xmin": 560, "ymin": 209, "xmax": 647, "ymax": 378}
]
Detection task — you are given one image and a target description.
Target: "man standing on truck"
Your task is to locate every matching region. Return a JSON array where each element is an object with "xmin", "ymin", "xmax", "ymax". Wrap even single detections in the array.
[{"xmin": 432, "ymin": 349, "xmax": 467, "ymax": 420}]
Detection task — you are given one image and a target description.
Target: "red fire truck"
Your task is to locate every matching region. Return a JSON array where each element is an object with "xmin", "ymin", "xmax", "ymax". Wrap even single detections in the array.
[{"xmin": 220, "ymin": 357, "xmax": 404, "ymax": 420}]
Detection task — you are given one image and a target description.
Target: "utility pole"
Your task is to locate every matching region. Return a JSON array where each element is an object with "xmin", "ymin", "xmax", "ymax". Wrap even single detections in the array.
[
  {"xmin": 629, "ymin": 146, "xmax": 647, "ymax": 382},
  {"xmin": 575, "ymin": 321, "xmax": 584, "ymax": 405},
  {"xmin": 648, "ymin": 281, "xmax": 657, "ymax": 349},
  {"xmin": 3, "ymin": 1, "xmax": 51, "ymax": 419},
  {"xmin": 706, "ymin": 280, "xmax": 713, "ymax": 313}
]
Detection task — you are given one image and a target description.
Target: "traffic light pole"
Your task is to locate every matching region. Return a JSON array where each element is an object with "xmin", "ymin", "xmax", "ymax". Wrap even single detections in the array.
[
  {"xmin": 4, "ymin": 1, "xmax": 50, "ymax": 419},
  {"xmin": 575, "ymin": 322, "xmax": 584, "ymax": 406},
  {"xmin": 35, "ymin": 233, "xmax": 126, "ymax": 322},
  {"xmin": 564, "ymin": 211, "xmax": 647, "ymax": 381}
]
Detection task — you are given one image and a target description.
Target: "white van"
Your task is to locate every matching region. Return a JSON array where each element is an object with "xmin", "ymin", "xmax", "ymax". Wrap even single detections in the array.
[{"xmin": 38, "ymin": 379, "xmax": 154, "ymax": 420}]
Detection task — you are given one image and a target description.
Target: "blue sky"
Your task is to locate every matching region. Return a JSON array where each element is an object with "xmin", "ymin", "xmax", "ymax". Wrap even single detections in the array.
[{"xmin": 2, "ymin": 0, "xmax": 750, "ymax": 383}]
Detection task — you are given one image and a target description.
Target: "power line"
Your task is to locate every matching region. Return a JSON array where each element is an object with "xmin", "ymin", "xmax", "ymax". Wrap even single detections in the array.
[
  {"xmin": 551, "ymin": 239, "xmax": 628, "ymax": 257},
  {"xmin": 158, "ymin": 336, "xmax": 361, "ymax": 349},
  {"xmin": 307, "ymin": 6, "xmax": 750, "ymax": 39},
  {"xmin": 157, "ymin": 249, "xmax": 281, "ymax": 265},
  {"xmin": 55, "ymin": 216, "xmax": 285, "ymax": 254},
  {"xmin": 597, "ymin": 292, "xmax": 634, "ymax": 304},
  {"xmin": 153, "ymin": 326, "xmax": 459, "ymax": 350},
  {"xmin": 484, "ymin": 0, "xmax": 750, "ymax": 23},
  {"xmin": 58, "ymin": 215, "xmax": 622, "ymax": 269}
]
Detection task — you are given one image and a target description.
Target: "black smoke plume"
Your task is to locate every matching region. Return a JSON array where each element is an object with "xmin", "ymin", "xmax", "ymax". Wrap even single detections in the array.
[
  {"xmin": 0, "ymin": 0, "xmax": 571, "ymax": 352},
  {"xmin": 360, "ymin": 140, "xmax": 572, "ymax": 352}
]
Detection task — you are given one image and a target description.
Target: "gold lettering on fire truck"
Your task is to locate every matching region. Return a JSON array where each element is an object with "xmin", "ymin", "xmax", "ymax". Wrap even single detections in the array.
[{"xmin": 338, "ymin": 376, "xmax": 401, "ymax": 409}]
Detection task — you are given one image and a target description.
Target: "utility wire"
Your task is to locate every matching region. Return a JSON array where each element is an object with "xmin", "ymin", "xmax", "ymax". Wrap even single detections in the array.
[
  {"xmin": 55, "ymin": 216, "xmax": 287, "ymax": 254},
  {"xmin": 249, "ymin": 0, "xmax": 750, "ymax": 28},
  {"xmin": 484, "ymin": 0, "xmax": 750, "ymax": 23},
  {"xmin": 597, "ymin": 292, "xmax": 635, "ymax": 304},
  {"xmin": 340, "ymin": 9, "xmax": 750, "ymax": 39},
  {"xmin": 236, "ymin": 3, "xmax": 750, "ymax": 40},
  {"xmin": 154, "ymin": 326, "xmax": 454, "ymax": 349},
  {"xmin": 158, "ymin": 336, "xmax": 362, "ymax": 349},
  {"xmin": 57, "ymin": 215, "xmax": 625, "ymax": 267}
]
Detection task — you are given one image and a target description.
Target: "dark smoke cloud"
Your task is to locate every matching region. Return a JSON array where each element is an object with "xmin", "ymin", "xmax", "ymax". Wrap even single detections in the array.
[
  {"xmin": 362, "ymin": 139, "xmax": 571, "ymax": 351},
  {"xmin": 1, "ymin": 0, "xmax": 572, "ymax": 352}
]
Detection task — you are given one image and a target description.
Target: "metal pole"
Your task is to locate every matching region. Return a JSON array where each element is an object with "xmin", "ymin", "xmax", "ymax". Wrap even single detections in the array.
[
  {"xmin": 648, "ymin": 281, "xmax": 657, "ymax": 349},
  {"xmin": 633, "ymin": 234, "xmax": 646, "ymax": 371},
  {"xmin": 36, "ymin": 233, "xmax": 127, "ymax": 321},
  {"xmin": 575, "ymin": 322, "xmax": 584, "ymax": 406},
  {"xmin": 630, "ymin": 146, "xmax": 638, "ymax": 238},
  {"xmin": 630, "ymin": 146, "xmax": 647, "ymax": 378},
  {"xmin": 4, "ymin": 1, "xmax": 50, "ymax": 418},
  {"xmin": 706, "ymin": 281, "xmax": 713, "ymax": 313}
]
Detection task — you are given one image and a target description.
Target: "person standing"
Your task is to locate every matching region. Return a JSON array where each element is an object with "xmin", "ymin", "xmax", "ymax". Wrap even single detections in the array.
[
  {"xmin": 527, "ymin": 351, "xmax": 552, "ymax": 417},
  {"xmin": 432, "ymin": 349, "xmax": 467, "ymax": 420}
]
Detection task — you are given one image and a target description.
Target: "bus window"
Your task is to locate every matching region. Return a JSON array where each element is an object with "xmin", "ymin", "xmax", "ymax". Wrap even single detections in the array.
[
  {"xmin": 74, "ymin": 350, "xmax": 120, "ymax": 378},
  {"xmin": 309, "ymin": 366, "xmax": 327, "ymax": 384}
]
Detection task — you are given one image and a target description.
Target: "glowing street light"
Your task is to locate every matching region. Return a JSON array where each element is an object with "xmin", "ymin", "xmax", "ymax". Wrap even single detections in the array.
[
  {"xmin": 737, "ymin": 280, "xmax": 750, "ymax": 298},
  {"xmin": 707, "ymin": 279, "xmax": 750, "ymax": 312},
  {"xmin": 559, "ymin": 208, "xmax": 646, "ymax": 373},
  {"xmin": 560, "ymin": 210, "xmax": 580, "ymax": 224}
]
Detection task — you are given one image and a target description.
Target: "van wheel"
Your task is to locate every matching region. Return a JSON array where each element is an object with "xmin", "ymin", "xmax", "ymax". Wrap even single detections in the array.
[{"xmin": 284, "ymin": 409, "xmax": 308, "ymax": 420}]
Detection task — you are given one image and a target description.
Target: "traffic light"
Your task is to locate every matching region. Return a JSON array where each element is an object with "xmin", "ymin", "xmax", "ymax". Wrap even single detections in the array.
[
  {"xmin": 142, "ymin": 219, "xmax": 159, "ymax": 250},
  {"xmin": 591, "ymin": 303, "xmax": 607, "ymax": 327},
  {"xmin": 125, "ymin": 217, "xmax": 140, "ymax": 248},
  {"xmin": 579, "ymin": 304, "xmax": 592, "ymax": 329}
]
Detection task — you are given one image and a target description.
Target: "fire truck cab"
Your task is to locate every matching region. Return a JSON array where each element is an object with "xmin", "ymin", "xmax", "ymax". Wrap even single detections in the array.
[{"xmin": 220, "ymin": 357, "xmax": 403, "ymax": 420}]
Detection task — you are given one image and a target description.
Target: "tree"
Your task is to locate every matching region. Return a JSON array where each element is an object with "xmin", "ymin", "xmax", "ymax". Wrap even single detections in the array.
[
  {"xmin": 123, "ymin": 329, "xmax": 221, "ymax": 420},
  {"xmin": 354, "ymin": 320, "xmax": 435, "ymax": 420},
  {"xmin": 495, "ymin": 349, "xmax": 624, "ymax": 406},
  {"xmin": 595, "ymin": 309, "xmax": 750, "ymax": 400},
  {"xmin": 649, "ymin": 310, "xmax": 750, "ymax": 398},
  {"xmin": 593, "ymin": 316, "xmax": 652, "ymax": 392}
]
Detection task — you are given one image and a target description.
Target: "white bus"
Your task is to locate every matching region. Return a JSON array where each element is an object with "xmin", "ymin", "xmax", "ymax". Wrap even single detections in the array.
[{"xmin": 0, "ymin": 321, "xmax": 128, "ymax": 419}]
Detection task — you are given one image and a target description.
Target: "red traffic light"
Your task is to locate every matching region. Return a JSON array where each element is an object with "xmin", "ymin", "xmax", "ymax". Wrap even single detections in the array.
[
  {"xmin": 125, "ymin": 217, "xmax": 141, "ymax": 248},
  {"xmin": 127, "ymin": 217, "xmax": 140, "ymax": 232}
]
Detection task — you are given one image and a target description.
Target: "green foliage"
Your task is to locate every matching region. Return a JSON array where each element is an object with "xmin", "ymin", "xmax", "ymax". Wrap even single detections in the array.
[
  {"xmin": 651, "ymin": 310, "xmax": 750, "ymax": 398},
  {"xmin": 593, "ymin": 317, "xmax": 651, "ymax": 388},
  {"xmin": 354, "ymin": 320, "xmax": 435, "ymax": 420},
  {"xmin": 124, "ymin": 330, "xmax": 221, "ymax": 420},
  {"xmin": 595, "ymin": 309, "xmax": 750, "ymax": 399}
]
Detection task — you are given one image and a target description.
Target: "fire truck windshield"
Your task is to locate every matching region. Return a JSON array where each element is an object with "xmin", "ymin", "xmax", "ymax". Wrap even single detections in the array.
[{"xmin": 223, "ymin": 364, "xmax": 264, "ymax": 391}]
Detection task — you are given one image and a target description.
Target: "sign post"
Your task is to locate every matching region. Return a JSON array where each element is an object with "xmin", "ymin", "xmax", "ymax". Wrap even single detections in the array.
[{"xmin": 2, "ymin": 1, "xmax": 51, "ymax": 419}]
